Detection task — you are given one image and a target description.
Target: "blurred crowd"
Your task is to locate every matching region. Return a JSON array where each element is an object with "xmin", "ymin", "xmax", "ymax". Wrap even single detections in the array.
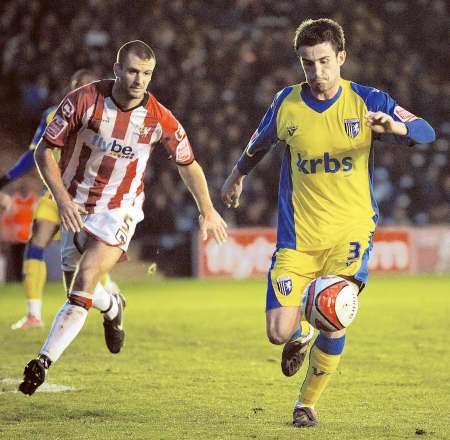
[{"xmin": 0, "ymin": 0, "xmax": 448, "ymax": 263}]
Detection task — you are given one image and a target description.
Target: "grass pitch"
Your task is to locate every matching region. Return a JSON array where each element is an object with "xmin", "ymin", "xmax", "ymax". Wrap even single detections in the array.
[{"xmin": 0, "ymin": 275, "xmax": 449, "ymax": 439}]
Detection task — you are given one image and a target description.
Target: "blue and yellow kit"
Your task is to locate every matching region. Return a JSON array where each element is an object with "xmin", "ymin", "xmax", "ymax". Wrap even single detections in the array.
[
  {"xmin": 3, "ymin": 106, "xmax": 56, "ymax": 182},
  {"xmin": 29, "ymin": 106, "xmax": 57, "ymax": 151},
  {"xmin": 30, "ymin": 106, "xmax": 61, "ymax": 225},
  {"xmin": 236, "ymin": 79, "xmax": 435, "ymax": 309},
  {"xmin": 4, "ymin": 106, "xmax": 60, "ymax": 225}
]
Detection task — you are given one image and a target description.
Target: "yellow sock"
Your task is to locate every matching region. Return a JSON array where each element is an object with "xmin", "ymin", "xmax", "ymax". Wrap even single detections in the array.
[
  {"xmin": 23, "ymin": 259, "xmax": 47, "ymax": 300},
  {"xmin": 289, "ymin": 320, "xmax": 313, "ymax": 342},
  {"xmin": 298, "ymin": 334, "xmax": 345, "ymax": 408},
  {"xmin": 300, "ymin": 320, "xmax": 311, "ymax": 337}
]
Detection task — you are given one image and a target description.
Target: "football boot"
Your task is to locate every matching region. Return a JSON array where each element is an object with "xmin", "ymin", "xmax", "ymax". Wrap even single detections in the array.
[
  {"xmin": 19, "ymin": 355, "xmax": 51, "ymax": 396},
  {"xmin": 292, "ymin": 406, "xmax": 319, "ymax": 428},
  {"xmin": 103, "ymin": 293, "xmax": 126, "ymax": 354},
  {"xmin": 281, "ymin": 323, "xmax": 314, "ymax": 377}
]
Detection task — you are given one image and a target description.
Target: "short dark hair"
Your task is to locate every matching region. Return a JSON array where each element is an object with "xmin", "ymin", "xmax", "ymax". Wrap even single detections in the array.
[
  {"xmin": 116, "ymin": 40, "xmax": 156, "ymax": 64},
  {"xmin": 293, "ymin": 18, "xmax": 345, "ymax": 54}
]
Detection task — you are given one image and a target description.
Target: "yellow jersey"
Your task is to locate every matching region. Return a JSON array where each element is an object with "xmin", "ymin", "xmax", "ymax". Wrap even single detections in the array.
[{"xmin": 237, "ymin": 79, "xmax": 435, "ymax": 251}]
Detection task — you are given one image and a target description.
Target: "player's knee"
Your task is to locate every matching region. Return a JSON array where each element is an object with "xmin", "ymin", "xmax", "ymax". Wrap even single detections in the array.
[
  {"xmin": 31, "ymin": 220, "xmax": 57, "ymax": 247},
  {"xmin": 267, "ymin": 334, "xmax": 288, "ymax": 345},
  {"xmin": 266, "ymin": 328, "xmax": 291, "ymax": 345}
]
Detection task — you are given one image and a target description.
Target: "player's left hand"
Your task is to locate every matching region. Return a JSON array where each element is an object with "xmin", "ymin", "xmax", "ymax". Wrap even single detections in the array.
[
  {"xmin": 364, "ymin": 111, "xmax": 406, "ymax": 135},
  {"xmin": 199, "ymin": 209, "xmax": 228, "ymax": 245}
]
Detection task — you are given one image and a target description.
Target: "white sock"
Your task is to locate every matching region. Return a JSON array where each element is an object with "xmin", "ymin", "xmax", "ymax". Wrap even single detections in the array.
[
  {"xmin": 92, "ymin": 283, "xmax": 111, "ymax": 311},
  {"xmin": 27, "ymin": 299, "xmax": 42, "ymax": 320},
  {"xmin": 104, "ymin": 295, "xmax": 119, "ymax": 321},
  {"xmin": 294, "ymin": 400, "xmax": 314, "ymax": 410},
  {"xmin": 93, "ymin": 283, "xmax": 118, "ymax": 320},
  {"xmin": 40, "ymin": 301, "xmax": 88, "ymax": 362}
]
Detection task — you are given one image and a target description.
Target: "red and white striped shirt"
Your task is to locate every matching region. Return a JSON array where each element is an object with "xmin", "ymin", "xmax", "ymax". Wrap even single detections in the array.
[{"xmin": 44, "ymin": 79, "xmax": 194, "ymax": 213}]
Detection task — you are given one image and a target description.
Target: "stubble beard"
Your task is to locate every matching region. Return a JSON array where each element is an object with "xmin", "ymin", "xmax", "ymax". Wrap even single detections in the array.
[
  {"xmin": 124, "ymin": 83, "xmax": 145, "ymax": 101},
  {"xmin": 311, "ymin": 75, "xmax": 340, "ymax": 98},
  {"xmin": 311, "ymin": 78, "xmax": 330, "ymax": 93},
  {"xmin": 114, "ymin": 78, "xmax": 144, "ymax": 101}
]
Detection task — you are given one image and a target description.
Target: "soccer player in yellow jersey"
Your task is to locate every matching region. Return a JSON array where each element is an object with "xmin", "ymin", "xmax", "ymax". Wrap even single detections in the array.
[
  {"xmin": 222, "ymin": 18, "xmax": 435, "ymax": 428},
  {"xmin": 1, "ymin": 104, "xmax": 58, "ymax": 329},
  {"xmin": 0, "ymin": 69, "xmax": 120, "ymax": 330}
]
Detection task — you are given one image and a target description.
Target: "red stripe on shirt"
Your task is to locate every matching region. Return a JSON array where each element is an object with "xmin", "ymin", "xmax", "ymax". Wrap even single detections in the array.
[
  {"xmin": 85, "ymin": 155, "xmax": 117, "ymax": 209},
  {"xmin": 68, "ymin": 143, "xmax": 92, "ymax": 198},
  {"xmin": 112, "ymin": 111, "xmax": 132, "ymax": 140},
  {"xmin": 88, "ymin": 94, "xmax": 106, "ymax": 133},
  {"xmin": 107, "ymin": 158, "xmax": 138, "ymax": 209}
]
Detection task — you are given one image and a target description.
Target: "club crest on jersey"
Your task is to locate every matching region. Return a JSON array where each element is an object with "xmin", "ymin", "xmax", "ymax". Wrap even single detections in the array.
[
  {"xmin": 276, "ymin": 277, "xmax": 293, "ymax": 296},
  {"xmin": 138, "ymin": 125, "xmax": 152, "ymax": 136},
  {"xmin": 287, "ymin": 125, "xmax": 298, "ymax": 136},
  {"xmin": 344, "ymin": 118, "xmax": 360, "ymax": 138}
]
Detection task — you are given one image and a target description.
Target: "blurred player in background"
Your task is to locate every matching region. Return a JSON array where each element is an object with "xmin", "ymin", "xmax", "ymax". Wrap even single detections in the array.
[
  {"xmin": 222, "ymin": 18, "xmax": 435, "ymax": 428},
  {"xmin": 0, "ymin": 69, "xmax": 120, "ymax": 330},
  {"xmin": 19, "ymin": 40, "xmax": 227, "ymax": 395}
]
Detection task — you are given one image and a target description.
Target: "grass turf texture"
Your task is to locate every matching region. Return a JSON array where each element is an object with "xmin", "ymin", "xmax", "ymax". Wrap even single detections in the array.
[{"xmin": 0, "ymin": 275, "xmax": 449, "ymax": 439}]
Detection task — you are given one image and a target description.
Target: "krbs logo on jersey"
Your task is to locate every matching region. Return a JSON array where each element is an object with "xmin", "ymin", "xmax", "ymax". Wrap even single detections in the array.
[
  {"xmin": 276, "ymin": 277, "xmax": 293, "ymax": 296},
  {"xmin": 344, "ymin": 118, "xmax": 360, "ymax": 138},
  {"xmin": 91, "ymin": 135, "xmax": 135, "ymax": 159},
  {"xmin": 296, "ymin": 152, "xmax": 353, "ymax": 174}
]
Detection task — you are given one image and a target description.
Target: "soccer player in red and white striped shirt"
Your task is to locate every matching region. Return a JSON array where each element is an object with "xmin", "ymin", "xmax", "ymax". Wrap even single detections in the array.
[{"xmin": 19, "ymin": 40, "xmax": 228, "ymax": 395}]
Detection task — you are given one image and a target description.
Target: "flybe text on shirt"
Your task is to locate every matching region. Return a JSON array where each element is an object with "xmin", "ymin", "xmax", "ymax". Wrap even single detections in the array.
[
  {"xmin": 296, "ymin": 152, "xmax": 353, "ymax": 174},
  {"xmin": 91, "ymin": 135, "xmax": 135, "ymax": 159}
]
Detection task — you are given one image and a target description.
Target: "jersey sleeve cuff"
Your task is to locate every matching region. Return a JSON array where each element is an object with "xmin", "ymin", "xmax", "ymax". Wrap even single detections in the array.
[
  {"xmin": 405, "ymin": 119, "xmax": 436, "ymax": 144},
  {"xmin": 175, "ymin": 158, "xmax": 195, "ymax": 167},
  {"xmin": 236, "ymin": 154, "xmax": 253, "ymax": 175}
]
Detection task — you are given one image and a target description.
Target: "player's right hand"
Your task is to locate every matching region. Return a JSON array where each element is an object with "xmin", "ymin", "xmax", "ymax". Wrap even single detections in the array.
[
  {"xmin": 57, "ymin": 197, "xmax": 87, "ymax": 233},
  {"xmin": 221, "ymin": 168, "xmax": 245, "ymax": 209},
  {"xmin": 199, "ymin": 209, "xmax": 228, "ymax": 245}
]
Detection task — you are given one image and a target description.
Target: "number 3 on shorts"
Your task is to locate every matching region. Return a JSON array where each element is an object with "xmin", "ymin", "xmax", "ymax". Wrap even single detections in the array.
[{"xmin": 347, "ymin": 241, "xmax": 361, "ymax": 265}]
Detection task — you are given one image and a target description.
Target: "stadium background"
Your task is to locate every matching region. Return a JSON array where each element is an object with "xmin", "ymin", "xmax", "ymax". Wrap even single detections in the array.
[{"xmin": 0, "ymin": 0, "xmax": 448, "ymax": 277}]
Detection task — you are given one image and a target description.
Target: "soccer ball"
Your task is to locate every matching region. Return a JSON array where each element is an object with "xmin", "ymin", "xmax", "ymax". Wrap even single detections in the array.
[{"xmin": 301, "ymin": 276, "xmax": 359, "ymax": 332}]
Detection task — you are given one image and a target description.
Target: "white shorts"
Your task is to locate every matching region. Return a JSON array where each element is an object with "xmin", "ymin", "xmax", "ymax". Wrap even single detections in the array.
[{"xmin": 61, "ymin": 207, "xmax": 143, "ymax": 271}]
